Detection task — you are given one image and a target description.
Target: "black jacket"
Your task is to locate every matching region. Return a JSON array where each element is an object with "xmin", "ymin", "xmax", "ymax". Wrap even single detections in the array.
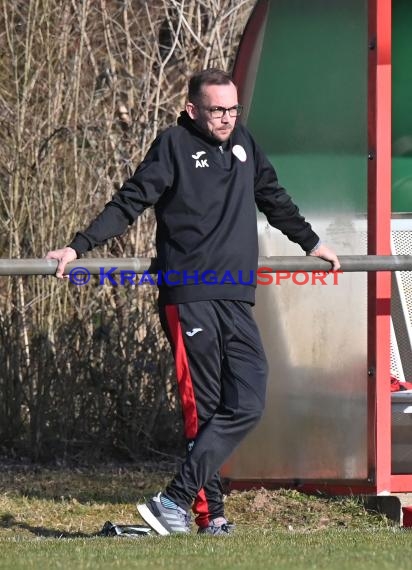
[{"xmin": 69, "ymin": 112, "xmax": 319, "ymax": 305}]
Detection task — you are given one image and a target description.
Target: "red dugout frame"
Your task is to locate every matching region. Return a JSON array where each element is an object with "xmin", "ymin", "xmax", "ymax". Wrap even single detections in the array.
[{"xmin": 228, "ymin": 0, "xmax": 411, "ymax": 495}]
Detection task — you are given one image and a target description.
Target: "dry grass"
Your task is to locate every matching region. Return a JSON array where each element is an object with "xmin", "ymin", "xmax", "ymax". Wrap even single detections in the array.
[
  {"xmin": 226, "ymin": 488, "xmax": 391, "ymax": 531},
  {"xmin": 0, "ymin": 463, "xmax": 392, "ymax": 541},
  {"xmin": 0, "ymin": 463, "xmax": 173, "ymax": 539}
]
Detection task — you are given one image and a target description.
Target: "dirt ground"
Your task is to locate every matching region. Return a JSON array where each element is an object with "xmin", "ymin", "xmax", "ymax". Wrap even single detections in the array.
[{"xmin": 0, "ymin": 462, "xmax": 396, "ymax": 536}]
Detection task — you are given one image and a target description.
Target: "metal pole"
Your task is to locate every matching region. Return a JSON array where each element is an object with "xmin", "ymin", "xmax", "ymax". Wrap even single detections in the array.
[{"xmin": 0, "ymin": 255, "xmax": 412, "ymax": 276}]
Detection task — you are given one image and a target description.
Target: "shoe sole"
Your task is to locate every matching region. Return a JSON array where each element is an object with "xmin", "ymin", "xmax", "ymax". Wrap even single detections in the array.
[{"xmin": 137, "ymin": 503, "xmax": 170, "ymax": 536}]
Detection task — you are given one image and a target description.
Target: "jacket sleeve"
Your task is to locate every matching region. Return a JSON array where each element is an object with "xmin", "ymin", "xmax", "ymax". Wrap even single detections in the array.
[
  {"xmin": 252, "ymin": 138, "xmax": 319, "ymax": 252},
  {"xmin": 68, "ymin": 131, "xmax": 175, "ymax": 255}
]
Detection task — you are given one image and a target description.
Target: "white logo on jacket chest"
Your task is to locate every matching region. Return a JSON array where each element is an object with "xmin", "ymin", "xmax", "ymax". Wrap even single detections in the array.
[
  {"xmin": 192, "ymin": 150, "xmax": 209, "ymax": 168},
  {"xmin": 232, "ymin": 144, "xmax": 247, "ymax": 162}
]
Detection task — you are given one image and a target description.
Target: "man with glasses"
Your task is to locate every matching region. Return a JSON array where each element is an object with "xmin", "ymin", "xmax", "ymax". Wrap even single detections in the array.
[{"xmin": 46, "ymin": 68, "xmax": 340, "ymax": 536}]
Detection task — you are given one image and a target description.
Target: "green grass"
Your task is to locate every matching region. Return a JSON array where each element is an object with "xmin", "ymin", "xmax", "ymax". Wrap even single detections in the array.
[
  {"xmin": 0, "ymin": 464, "xmax": 411, "ymax": 569},
  {"xmin": 2, "ymin": 530, "xmax": 412, "ymax": 570}
]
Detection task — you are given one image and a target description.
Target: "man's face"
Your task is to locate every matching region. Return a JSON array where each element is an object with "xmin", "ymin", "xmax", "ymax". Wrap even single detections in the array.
[{"xmin": 186, "ymin": 82, "xmax": 239, "ymax": 143}]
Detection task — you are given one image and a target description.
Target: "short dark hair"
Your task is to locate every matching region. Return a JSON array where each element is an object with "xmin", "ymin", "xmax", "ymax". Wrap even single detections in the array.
[{"xmin": 188, "ymin": 68, "xmax": 234, "ymax": 102}]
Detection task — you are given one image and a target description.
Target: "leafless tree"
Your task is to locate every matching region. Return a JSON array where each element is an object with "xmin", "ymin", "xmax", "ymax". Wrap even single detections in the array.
[{"xmin": 0, "ymin": 0, "xmax": 254, "ymax": 462}]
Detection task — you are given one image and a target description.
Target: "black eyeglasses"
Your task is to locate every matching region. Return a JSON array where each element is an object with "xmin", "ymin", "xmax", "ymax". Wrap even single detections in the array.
[{"xmin": 198, "ymin": 105, "xmax": 243, "ymax": 119}]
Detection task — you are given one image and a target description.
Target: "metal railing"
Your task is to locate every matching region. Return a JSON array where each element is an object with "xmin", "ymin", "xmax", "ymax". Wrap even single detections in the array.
[{"xmin": 0, "ymin": 255, "xmax": 411, "ymax": 275}]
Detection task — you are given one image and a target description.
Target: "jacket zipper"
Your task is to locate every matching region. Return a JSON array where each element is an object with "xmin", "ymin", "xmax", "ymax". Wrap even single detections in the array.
[{"xmin": 218, "ymin": 144, "xmax": 226, "ymax": 168}]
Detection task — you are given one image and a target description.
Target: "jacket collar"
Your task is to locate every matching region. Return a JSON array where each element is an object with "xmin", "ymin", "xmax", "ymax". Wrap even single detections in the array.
[{"xmin": 177, "ymin": 111, "xmax": 234, "ymax": 148}]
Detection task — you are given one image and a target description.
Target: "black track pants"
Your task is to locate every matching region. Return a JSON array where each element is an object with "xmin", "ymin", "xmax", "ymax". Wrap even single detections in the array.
[{"xmin": 159, "ymin": 299, "xmax": 268, "ymax": 527}]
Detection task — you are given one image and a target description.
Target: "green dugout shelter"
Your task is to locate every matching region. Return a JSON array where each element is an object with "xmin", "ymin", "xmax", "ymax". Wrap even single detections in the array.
[{"xmin": 222, "ymin": 0, "xmax": 412, "ymax": 498}]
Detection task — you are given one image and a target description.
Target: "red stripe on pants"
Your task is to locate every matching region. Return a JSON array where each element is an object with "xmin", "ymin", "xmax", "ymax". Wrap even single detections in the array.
[
  {"xmin": 194, "ymin": 488, "xmax": 211, "ymax": 528},
  {"xmin": 164, "ymin": 305, "xmax": 198, "ymax": 440},
  {"xmin": 164, "ymin": 304, "xmax": 210, "ymax": 526}
]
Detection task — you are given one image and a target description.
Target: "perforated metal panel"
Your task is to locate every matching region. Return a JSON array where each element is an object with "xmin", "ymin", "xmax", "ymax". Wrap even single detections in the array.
[
  {"xmin": 390, "ymin": 220, "xmax": 412, "ymax": 474},
  {"xmin": 391, "ymin": 220, "xmax": 412, "ymax": 381},
  {"xmin": 390, "ymin": 320, "xmax": 405, "ymax": 382}
]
